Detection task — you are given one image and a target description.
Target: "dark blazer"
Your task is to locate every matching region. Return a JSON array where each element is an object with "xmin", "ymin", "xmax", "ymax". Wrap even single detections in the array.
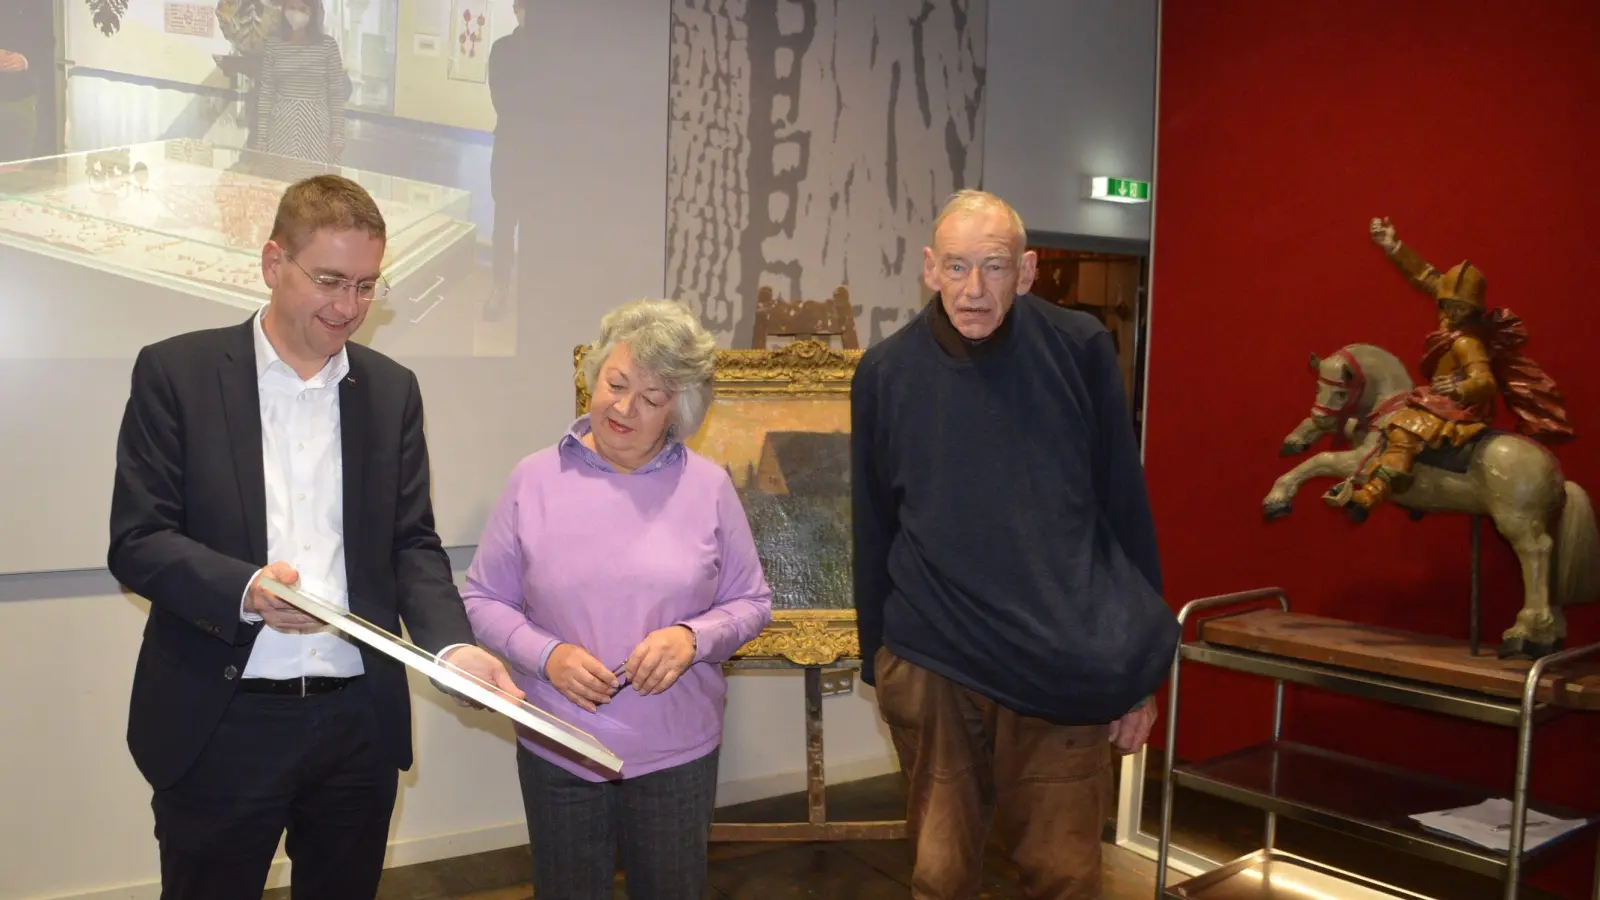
[
  {"xmin": 0, "ymin": 0, "xmax": 53, "ymax": 104},
  {"xmin": 108, "ymin": 318, "xmax": 476, "ymax": 791},
  {"xmin": 488, "ymin": 25, "xmax": 535, "ymax": 148}
]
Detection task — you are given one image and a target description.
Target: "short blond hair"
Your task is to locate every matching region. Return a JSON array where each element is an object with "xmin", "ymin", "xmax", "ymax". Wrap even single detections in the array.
[
  {"xmin": 582, "ymin": 299, "xmax": 718, "ymax": 437},
  {"xmin": 269, "ymin": 174, "xmax": 387, "ymax": 256},
  {"xmin": 931, "ymin": 189, "xmax": 1028, "ymax": 253}
]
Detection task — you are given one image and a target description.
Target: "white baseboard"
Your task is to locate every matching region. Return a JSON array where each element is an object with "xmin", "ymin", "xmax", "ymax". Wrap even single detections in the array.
[
  {"xmin": 37, "ymin": 877, "xmax": 187, "ymax": 900},
  {"xmin": 43, "ymin": 756, "xmax": 901, "ymax": 900},
  {"xmin": 46, "ymin": 822, "xmax": 533, "ymax": 900},
  {"xmin": 712, "ymin": 752, "xmax": 901, "ymax": 809},
  {"xmin": 380, "ymin": 821, "xmax": 533, "ymax": 871},
  {"xmin": 32, "ymin": 875, "xmax": 167, "ymax": 900}
]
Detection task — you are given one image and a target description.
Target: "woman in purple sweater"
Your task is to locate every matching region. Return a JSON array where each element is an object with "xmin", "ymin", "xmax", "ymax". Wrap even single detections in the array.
[{"xmin": 462, "ymin": 298, "xmax": 773, "ymax": 899}]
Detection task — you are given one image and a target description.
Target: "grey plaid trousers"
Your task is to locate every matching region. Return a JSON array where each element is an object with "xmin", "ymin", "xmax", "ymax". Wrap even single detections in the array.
[{"xmin": 516, "ymin": 743, "xmax": 720, "ymax": 899}]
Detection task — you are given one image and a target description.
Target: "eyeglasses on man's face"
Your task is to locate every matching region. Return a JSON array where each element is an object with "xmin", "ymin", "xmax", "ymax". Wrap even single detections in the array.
[{"xmin": 287, "ymin": 254, "xmax": 390, "ymax": 304}]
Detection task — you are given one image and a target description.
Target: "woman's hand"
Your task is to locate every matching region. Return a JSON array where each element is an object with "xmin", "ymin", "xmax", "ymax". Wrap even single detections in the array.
[
  {"xmin": 543, "ymin": 643, "xmax": 619, "ymax": 713},
  {"xmin": 624, "ymin": 625, "xmax": 697, "ymax": 696}
]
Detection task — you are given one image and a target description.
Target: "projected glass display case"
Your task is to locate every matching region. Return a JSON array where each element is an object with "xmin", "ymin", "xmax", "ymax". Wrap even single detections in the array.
[{"xmin": 0, "ymin": 139, "xmax": 480, "ymax": 358}]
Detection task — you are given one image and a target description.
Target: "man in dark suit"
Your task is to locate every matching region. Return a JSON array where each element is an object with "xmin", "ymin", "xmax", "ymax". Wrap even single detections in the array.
[
  {"xmin": 485, "ymin": 0, "xmax": 534, "ymax": 315},
  {"xmin": 108, "ymin": 174, "xmax": 523, "ymax": 900},
  {"xmin": 0, "ymin": 0, "xmax": 55, "ymax": 161}
]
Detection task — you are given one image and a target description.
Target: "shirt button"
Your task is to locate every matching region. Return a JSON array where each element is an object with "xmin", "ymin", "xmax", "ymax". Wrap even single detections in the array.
[
  {"xmin": 302, "ymin": 542, "xmax": 311, "ymax": 550},
  {"xmin": 297, "ymin": 493, "xmax": 306, "ymax": 501},
  {"xmin": 296, "ymin": 442, "xmax": 305, "ymax": 451}
]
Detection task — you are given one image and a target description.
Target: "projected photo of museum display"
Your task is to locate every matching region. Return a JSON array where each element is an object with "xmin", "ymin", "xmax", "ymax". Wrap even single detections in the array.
[
  {"xmin": 0, "ymin": 139, "xmax": 501, "ymax": 359},
  {"xmin": 0, "ymin": 0, "xmax": 669, "ymax": 576}
]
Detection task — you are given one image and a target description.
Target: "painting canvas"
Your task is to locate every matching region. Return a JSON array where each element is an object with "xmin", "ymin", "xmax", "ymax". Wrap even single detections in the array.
[
  {"xmin": 575, "ymin": 339, "xmax": 862, "ymax": 664},
  {"xmin": 687, "ymin": 398, "xmax": 851, "ymax": 611}
]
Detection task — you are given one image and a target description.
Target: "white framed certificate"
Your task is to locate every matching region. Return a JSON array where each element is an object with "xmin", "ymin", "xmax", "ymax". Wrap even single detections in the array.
[{"xmin": 258, "ymin": 578, "xmax": 623, "ymax": 774}]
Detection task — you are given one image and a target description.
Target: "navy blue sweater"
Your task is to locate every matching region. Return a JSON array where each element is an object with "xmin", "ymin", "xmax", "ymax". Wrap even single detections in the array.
[{"xmin": 850, "ymin": 294, "xmax": 1178, "ymax": 724}]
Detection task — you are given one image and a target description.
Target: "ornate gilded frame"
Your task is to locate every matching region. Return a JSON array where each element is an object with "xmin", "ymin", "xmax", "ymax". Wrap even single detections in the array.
[{"xmin": 574, "ymin": 338, "xmax": 864, "ymax": 666}]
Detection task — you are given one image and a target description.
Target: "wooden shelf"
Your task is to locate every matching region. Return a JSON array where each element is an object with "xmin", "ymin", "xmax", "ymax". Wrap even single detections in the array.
[
  {"xmin": 1180, "ymin": 641, "xmax": 1545, "ymax": 728},
  {"xmin": 1198, "ymin": 610, "xmax": 1600, "ymax": 711},
  {"xmin": 1174, "ymin": 741, "xmax": 1598, "ymax": 880},
  {"xmin": 1166, "ymin": 849, "xmax": 1439, "ymax": 899}
]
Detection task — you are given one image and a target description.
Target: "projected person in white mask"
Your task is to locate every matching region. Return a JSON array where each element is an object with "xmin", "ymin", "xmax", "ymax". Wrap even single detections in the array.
[
  {"xmin": 108, "ymin": 173, "xmax": 520, "ymax": 900},
  {"xmin": 251, "ymin": 0, "xmax": 353, "ymax": 169}
]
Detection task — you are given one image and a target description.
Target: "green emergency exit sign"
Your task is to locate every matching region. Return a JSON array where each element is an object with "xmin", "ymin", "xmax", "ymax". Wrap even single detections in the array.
[{"xmin": 1090, "ymin": 176, "xmax": 1151, "ymax": 203}]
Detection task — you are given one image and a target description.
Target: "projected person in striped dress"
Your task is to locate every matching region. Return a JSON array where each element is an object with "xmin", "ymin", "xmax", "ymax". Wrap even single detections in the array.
[{"xmin": 251, "ymin": 0, "xmax": 353, "ymax": 169}]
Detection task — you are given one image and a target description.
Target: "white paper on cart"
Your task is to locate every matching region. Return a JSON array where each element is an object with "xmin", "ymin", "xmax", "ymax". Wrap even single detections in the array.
[
  {"xmin": 259, "ymin": 577, "xmax": 623, "ymax": 775},
  {"xmin": 1409, "ymin": 798, "xmax": 1586, "ymax": 853}
]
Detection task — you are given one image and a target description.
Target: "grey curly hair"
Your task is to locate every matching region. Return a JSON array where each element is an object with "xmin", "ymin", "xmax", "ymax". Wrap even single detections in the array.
[{"xmin": 581, "ymin": 299, "xmax": 718, "ymax": 437}]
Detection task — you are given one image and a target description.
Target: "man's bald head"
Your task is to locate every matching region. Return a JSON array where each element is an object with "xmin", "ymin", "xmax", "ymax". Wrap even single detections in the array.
[
  {"xmin": 923, "ymin": 190, "xmax": 1037, "ymax": 341},
  {"xmin": 931, "ymin": 190, "xmax": 1028, "ymax": 255}
]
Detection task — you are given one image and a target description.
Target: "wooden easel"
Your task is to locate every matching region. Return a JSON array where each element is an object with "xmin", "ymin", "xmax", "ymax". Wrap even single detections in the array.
[
  {"xmin": 750, "ymin": 285, "xmax": 861, "ymax": 350},
  {"xmin": 709, "ymin": 286, "xmax": 904, "ymax": 842}
]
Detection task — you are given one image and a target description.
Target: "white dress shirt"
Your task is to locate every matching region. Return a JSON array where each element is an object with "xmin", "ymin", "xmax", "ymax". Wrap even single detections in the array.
[{"xmin": 240, "ymin": 310, "xmax": 364, "ymax": 679}]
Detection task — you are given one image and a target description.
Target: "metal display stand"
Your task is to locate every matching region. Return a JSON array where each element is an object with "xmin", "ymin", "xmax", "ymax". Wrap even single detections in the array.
[{"xmin": 1154, "ymin": 587, "xmax": 1600, "ymax": 900}]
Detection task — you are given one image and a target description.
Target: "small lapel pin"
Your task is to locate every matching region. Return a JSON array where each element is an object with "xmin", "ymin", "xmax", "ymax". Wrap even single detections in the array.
[{"xmin": 346, "ymin": 376, "xmax": 356, "ymax": 386}]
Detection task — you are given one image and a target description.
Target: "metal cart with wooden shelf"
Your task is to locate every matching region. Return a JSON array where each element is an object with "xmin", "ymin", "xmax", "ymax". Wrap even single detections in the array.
[{"xmin": 1153, "ymin": 587, "xmax": 1600, "ymax": 900}]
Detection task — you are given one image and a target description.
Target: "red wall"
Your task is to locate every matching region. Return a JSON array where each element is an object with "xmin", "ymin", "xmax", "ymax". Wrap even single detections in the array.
[{"xmin": 1146, "ymin": 3, "xmax": 1600, "ymax": 895}]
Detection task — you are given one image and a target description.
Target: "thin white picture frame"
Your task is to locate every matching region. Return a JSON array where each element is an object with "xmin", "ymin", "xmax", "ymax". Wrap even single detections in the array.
[{"xmin": 259, "ymin": 577, "xmax": 624, "ymax": 774}]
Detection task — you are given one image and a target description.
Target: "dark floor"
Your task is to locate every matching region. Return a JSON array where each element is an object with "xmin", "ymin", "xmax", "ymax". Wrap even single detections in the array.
[{"xmin": 265, "ymin": 769, "xmax": 1564, "ymax": 899}]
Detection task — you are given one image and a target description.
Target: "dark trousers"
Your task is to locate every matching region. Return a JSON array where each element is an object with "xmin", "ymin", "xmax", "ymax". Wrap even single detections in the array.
[
  {"xmin": 150, "ymin": 681, "xmax": 398, "ymax": 900},
  {"xmin": 875, "ymin": 647, "xmax": 1112, "ymax": 900},
  {"xmin": 489, "ymin": 146, "xmax": 525, "ymax": 289},
  {"xmin": 517, "ymin": 743, "xmax": 720, "ymax": 900},
  {"xmin": 491, "ymin": 195, "xmax": 521, "ymax": 289},
  {"xmin": 0, "ymin": 95, "xmax": 37, "ymax": 162}
]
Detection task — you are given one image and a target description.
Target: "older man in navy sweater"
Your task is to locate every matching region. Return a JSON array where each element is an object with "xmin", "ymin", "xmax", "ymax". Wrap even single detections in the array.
[{"xmin": 852, "ymin": 190, "xmax": 1178, "ymax": 899}]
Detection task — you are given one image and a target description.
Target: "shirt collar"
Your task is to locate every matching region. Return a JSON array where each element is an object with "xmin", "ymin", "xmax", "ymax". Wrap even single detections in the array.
[
  {"xmin": 254, "ymin": 307, "xmax": 350, "ymax": 386},
  {"xmin": 559, "ymin": 415, "xmax": 685, "ymax": 475}
]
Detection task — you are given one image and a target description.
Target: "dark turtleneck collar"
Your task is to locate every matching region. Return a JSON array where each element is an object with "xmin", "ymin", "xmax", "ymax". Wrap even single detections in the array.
[{"xmin": 927, "ymin": 292, "xmax": 1017, "ymax": 360}]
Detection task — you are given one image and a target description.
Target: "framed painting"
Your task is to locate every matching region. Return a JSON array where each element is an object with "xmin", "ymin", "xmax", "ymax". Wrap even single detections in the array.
[{"xmin": 574, "ymin": 339, "xmax": 863, "ymax": 665}]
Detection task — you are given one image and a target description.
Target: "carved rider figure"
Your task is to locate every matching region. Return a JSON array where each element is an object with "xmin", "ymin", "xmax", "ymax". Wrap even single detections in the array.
[{"xmin": 1347, "ymin": 218, "xmax": 1575, "ymax": 520}]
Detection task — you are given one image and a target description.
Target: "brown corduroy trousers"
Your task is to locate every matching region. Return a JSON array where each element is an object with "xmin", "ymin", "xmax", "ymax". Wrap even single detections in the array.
[{"xmin": 874, "ymin": 646, "xmax": 1113, "ymax": 900}]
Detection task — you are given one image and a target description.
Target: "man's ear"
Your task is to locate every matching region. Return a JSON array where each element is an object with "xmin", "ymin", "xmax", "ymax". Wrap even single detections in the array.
[
  {"xmin": 261, "ymin": 240, "xmax": 284, "ymax": 291},
  {"xmin": 1016, "ymin": 249, "xmax": 1039, "ymax": 295},
  {"xmin": 921, "ymin": 246, "xmax": 940, "ymax": 294}
]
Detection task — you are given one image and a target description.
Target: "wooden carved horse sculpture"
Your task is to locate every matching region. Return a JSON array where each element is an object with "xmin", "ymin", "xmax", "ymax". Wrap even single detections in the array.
[{"xmin": 1262, "ymin": 343, "xmax": 1600, "ymax": 658}]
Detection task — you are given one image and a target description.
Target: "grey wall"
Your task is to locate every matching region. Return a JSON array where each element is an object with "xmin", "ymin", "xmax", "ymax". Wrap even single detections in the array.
[
  {"xmin": 666, "ymin": 0, "xmax": 988, "ymax": 348},
  {"xmin": 981, "ymin": 0, "xmax": 1158, "ymax": 243}
]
